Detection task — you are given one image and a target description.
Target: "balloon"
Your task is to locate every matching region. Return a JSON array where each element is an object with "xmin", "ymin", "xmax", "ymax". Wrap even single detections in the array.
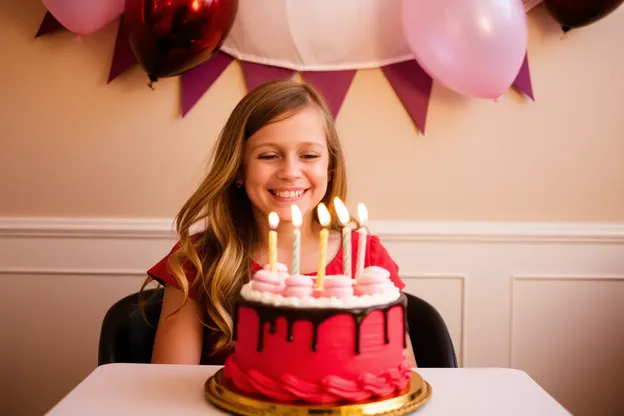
[
  {"xmin": 42, "ymin": 0, "xmax": 124, "ymax": 35},
  {"xmin": 401, "ymin": 0, "xmax": 528, "ymax": 99},
  {"xmin": 544, "ymin": 0, "xmax": 624, "ymax": 32},
  {"xmin": 124, "ymin": 0, "xmax": 239, "ymax": 83}
]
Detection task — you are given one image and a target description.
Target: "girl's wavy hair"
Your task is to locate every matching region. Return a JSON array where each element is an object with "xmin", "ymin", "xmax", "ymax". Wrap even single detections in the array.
[{"xmin": 142, "ymin": 79, "xmax": 348, "ymax": 353}]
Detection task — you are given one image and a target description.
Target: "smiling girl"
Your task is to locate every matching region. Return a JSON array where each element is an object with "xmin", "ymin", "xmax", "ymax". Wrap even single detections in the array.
[{"xmin": 145, "ymin": 79, "xmax": 417, "ymax": 367}]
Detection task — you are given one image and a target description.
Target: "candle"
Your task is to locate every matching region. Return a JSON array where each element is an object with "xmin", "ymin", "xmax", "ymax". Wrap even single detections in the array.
[
  {"xmin": 333, "ymin": 197, "xmax": 352, "ymax": 278},
  {"xmin": 356, "ymin": 203, "xmax": 368, "ymax": 278},
  {"xmin": 316, "ymin": 203, "xmax": 330, "ymax": 289},
  {"xmin": 291, "ymin": 204, "xmax": 302, "ymax": 275},
  {"xmin": 268, "ymin": 212, "xmax": 279, "ymax": 273}
]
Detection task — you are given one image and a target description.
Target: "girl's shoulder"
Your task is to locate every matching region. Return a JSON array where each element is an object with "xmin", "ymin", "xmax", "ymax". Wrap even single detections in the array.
[{"xmin": 146, "ymin": 232, "xmax": 205, "ymax": 297}]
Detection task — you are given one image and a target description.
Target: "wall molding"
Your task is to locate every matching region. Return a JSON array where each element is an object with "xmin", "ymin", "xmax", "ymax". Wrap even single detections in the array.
[
  {"xmin": 508, "ymin": 274, "xmax": 624, "ymax": 368},
  {"xmin": 2, "ymin": 217, "xmax": 624, "ymax": 243}
]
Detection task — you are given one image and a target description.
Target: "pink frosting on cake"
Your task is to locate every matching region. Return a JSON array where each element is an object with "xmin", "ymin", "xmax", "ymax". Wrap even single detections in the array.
[
  {"xmin": 251, "ymin": 269, "xmax": 284, "ymax": 293},
  {"xmin": 251, "ymin": 263, "xmax": 289, "ymax": 293},
  {"xmin": 355, "ymin": 266, "xmax": 395, "ymax": 296},
  {"xmin": 322, "ymin": 275, "xmax": 354, "ymax": 298},
  {"xmin": 284, "ymin": 275, "xmax": 314, "ymax": 298}
]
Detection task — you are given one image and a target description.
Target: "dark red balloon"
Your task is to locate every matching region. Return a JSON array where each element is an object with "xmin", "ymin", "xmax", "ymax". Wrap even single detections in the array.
[
  {"xmin": 544, "ymin": 0, "xmax": 624, "ymax": 31},
  {"xmin": 124, "ymin": 0, "xmax": 238, "ymax": 83}
]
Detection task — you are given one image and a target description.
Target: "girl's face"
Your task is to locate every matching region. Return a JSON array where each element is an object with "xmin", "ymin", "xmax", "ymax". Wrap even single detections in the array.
[{"xmin": 241, "ymin": 106, "xmax": 330, "ymax": 226}]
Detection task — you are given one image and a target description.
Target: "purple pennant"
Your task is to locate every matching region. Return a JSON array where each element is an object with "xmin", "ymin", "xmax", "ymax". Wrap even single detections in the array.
[
  {"xmin": 35, "ymin": 11, "xmax": 65, "ymax": 38},
  {"xmin": 512, "ymin": 52, "xmax": 534, "ymax": 100},
  {"xmin": 381, "ymin": 60, "xmax": 433, "ymax": 135},
  {"xmin": 180, "ymin": 51, "xmax": 235, "ymax": 116},
  {"xmin": 239, "ymin": 61, "xmax": 294, "ymax": 91},
  {"xmin": 301, "ymin": 70, "xmax": 357, "ymax": 118},
  {"xmin": 108, "ymin": 20, "xmax": 138, "ymax": 84}
]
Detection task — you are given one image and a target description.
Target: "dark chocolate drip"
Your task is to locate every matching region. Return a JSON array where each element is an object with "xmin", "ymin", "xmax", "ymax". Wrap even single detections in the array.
[
  {"xmin": 286, "ymin": 320, "xmax": 295, "ymax": 342},
  {"xmin": 353, "ymin": 315, "xmax": 365, "ymax": 354},
  {"xmin": 232, "ymin": 304, "xmax": 239, "ymax": 341},
  {"xmin": 257, "ymin": 319, "xmax": 265, "ymax": 352},
  {"xmin": 382, "ymin": 308, "xmax": 390, "ymax": 344},
  {"xmin": 236, "ymin": 293, "xmax": 407, "ymax": 355},
  {"xmin": 403, "ymin": 305, "xmax": 409, "ymax": 348}
]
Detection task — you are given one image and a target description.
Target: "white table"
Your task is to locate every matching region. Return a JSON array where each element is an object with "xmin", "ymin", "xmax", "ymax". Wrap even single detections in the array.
[{"xmin": 46, "ymin": 364, "xmax": 571, "ymax": 415}]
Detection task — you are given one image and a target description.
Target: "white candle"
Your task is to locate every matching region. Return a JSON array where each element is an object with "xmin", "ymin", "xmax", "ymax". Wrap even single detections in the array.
[
  {"xmin": 333, "ymin": 197, "xmax": 351, "ymax": 278},
  {"xmin": 316, "ymin": 203, "xmax": 331, "ymax": 290},
  {"xmin": 356, "ymin": 203, "xmax": 368, "ymax": 278},
  {"xmin": 268, "ymin": 212, "xmax": 279, "ymax": 273},
  {"xmin": 291, "ymin": 204, "xmax": 302, "ymax": 275}
]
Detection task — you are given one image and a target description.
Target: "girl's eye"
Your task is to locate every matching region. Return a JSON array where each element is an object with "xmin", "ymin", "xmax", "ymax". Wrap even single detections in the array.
[
  {"xmin": 302, "ymin": 153, "xmax": 319, "ymax": 160},
  {"xmin": 258, "ymin": 154, "xmax": 278, "ymax": 160}
]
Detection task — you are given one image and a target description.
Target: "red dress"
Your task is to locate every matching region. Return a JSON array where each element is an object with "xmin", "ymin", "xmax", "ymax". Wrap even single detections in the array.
[{"xmin": 147, "ymin": 230, "xmax": 405, "ymax": 294}]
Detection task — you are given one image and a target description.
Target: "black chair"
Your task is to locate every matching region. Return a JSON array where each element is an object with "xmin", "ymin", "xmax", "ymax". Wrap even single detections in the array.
[
  {"xmin": 98, "ymin": 289, "xmax": 458, "ymax": 368},
  {"xmin": 98, "ymin": 288, "xmax": 162, "ymax": 365},
  {"xmin": 405, "ymin": 293, "xmax": 458, "ymax": 368}
]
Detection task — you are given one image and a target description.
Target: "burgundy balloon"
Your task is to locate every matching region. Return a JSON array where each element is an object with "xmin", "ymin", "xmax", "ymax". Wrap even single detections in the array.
[
  {"xmin": 124, "ymin": 0, "xmax": 238, "ymax": 82},
  {"xmin": 544, "ymin": 0, "xmax": 624, "ymax": 31}
]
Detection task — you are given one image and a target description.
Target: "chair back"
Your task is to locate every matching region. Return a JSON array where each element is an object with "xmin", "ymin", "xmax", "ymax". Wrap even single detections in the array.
[
  {"xmin": 98, "ymin": 289, "xmax": 161, "ymax": 365},
  {"xmin": 405, "ymin": 292, "xmax": 458, "ymax": 368},
  {"xmin": 99, "ymin": 289, "xmax": 458, "ymax": 368}
]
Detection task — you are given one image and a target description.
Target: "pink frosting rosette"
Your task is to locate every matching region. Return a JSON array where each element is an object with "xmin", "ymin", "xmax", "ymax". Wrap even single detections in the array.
[
  {"xmin": 322, "ymin": 275, "xmax": 354, "ymax": 298},
  {"xmin": 284, "ymin": 274, "xmax": 315, "ymax": 298},
  {"xmin": 354, "ymin": 266, "xmax": 395, "ymax": 296},
  {"xmin": 251, "ymin": 263, "xmax": 289, "ymax": 294}
]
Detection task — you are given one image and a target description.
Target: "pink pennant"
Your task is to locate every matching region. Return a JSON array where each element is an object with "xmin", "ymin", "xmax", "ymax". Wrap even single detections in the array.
[
  {"xmin": 239, "ymin": 61, "xmax": 294, "ymax": 91},
  {"xmin": 35, "ymin": 11, "xmax": 65, "ymax": 38},
  {"xmin": 107, "ymin": 19, "xmax": 137, "ymax": 84},
  {"xmin": 512, "ymin": 52, "xmax": 534, "ymax": 100},
  {"xmin": 381, "ymin": 60, "xmax": 433, "ymax": 135},
  {"xmin": 180, "ymin": 51, "xmax": 235, "ymax": 116},
  {"xmin": 301, "ymin": 70, "xmax": 356, "ymax": 118}
]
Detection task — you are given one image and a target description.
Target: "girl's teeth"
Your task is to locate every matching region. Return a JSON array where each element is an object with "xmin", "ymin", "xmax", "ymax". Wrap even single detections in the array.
[{"xmin": 275, "ymin": 190, "xmax": 304, "ymax": 198}]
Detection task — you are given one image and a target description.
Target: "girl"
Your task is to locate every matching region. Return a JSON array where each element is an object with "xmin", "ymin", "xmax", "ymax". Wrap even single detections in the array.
[{"xmin": 145, "ymin": 79, "xmax": 417, "ymax": 367}]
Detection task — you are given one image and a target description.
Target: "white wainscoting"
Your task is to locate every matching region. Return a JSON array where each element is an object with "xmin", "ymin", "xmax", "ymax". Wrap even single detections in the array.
[{"xmin": 1, "ymin": 217, "xmax": 623, "ymax": 416}]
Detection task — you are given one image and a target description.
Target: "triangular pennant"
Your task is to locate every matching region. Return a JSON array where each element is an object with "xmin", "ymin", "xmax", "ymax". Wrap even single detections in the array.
[
  {"xmin": 301, "ymin": 70, "xmax": 357, "ymax": 118},
  {"xmin": 381, "ymin": 60, "xmax": 433, "ymax": 134},
  {"xmin": 512, "ymin": 52, "xmax": 534, "ymax": 100},
  {"xmin": 107, "ymin": 19, "xmax": 138, "ymax": 84},
  {"xmin": 180, "ymin": 51, "xmax": 235, "ymax": 116},
  {"xmin": 239, "ymin": 61, "xmax": 295, "ymax": 91},
  {"xmin": 35, "ymin": 11, "xmax": 65, "ymax": 38}
]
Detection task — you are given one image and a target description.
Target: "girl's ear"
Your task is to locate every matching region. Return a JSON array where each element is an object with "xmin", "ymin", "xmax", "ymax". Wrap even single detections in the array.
[{"xmin": 235, "ymin": 169, "xmax": 244, "ymax": 186}]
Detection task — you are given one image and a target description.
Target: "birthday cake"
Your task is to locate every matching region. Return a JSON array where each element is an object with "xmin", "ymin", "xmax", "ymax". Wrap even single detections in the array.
[{"xmin": 222, "ymin": 263, "xmax": 412, "ymax": 405}]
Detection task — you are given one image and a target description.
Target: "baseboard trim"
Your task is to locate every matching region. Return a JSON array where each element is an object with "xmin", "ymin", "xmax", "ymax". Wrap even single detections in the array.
[{"xmin": 1, "ymin": 217, "xmax": 624, "ymax": 243}]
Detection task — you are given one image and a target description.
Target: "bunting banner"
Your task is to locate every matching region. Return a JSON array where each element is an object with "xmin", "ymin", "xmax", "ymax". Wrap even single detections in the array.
[
  {"xmin": 35, "ymin": 12, "xmax": 64, "ymax": 38},
  {"xmin": 35, "ymin": 0, "xmax": 544, "ymax": 134},
  {"xmin": 301, "ymin": 70, "xmax": 357, "ymax": 119},
  {"xmin": 107, "ymin": 18, "xmax": 136, "ymax": 84},
  {"xmin": 381, "ymin": 61, "xmax": 433, "ymax": 134}
]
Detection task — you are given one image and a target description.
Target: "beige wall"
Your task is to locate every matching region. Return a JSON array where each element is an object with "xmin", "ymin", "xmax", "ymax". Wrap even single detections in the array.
[
  {"xmin": 1, "ymin": 2, "xmax": 623, "ymax": 222},
  {"xmin": 2, "ymin": 3, "xmax": 624, "ymax": 416}
]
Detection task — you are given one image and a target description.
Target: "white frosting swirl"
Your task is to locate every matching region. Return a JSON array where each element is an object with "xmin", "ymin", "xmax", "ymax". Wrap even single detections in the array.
[{"xmin": 240, "ymin": 268, "xmax": 401, "ymax": 309}]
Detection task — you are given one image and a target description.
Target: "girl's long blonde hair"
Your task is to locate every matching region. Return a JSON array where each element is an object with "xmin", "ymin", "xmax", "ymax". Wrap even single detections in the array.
[{"xmin": 146, "ymin": 79, "xmax": 348, "ymax": 353}]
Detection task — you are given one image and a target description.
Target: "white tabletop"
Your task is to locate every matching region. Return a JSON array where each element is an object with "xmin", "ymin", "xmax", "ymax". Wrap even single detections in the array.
[{"xmin": 46, "ymin": 364, "xmax": 571, "ymax": 415}]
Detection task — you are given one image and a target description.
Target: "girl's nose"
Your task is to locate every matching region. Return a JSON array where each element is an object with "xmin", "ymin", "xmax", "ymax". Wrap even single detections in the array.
[{"xmin": 277, "ymin": 156, "xmax": 302, "ymax": 181}]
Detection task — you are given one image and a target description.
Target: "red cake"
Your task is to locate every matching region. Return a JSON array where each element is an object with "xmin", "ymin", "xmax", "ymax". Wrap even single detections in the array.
[{"xmin": 223, "ymin": 264, "xmax": 412, "ymax": 404}]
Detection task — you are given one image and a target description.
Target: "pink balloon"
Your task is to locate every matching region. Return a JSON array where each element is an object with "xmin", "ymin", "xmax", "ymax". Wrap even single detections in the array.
[
  {"xmin": 401, "ymin": 0, "xmax": 528, "ymax": 99},
  {"xmin": 43, "ymin": 0, "xmax": 125, "ymax": 35}
]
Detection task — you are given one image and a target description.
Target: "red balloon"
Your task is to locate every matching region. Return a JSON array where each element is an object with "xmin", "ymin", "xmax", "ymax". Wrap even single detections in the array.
[{"xmin": 124, "ymin": 0, "xmax": 238, "ymax": 83}]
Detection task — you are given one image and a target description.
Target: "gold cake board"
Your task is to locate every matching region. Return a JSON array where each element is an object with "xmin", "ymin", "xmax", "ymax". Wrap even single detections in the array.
[{"xmin": 205, "ymin": 369, "xmax": 432, "ymax": 415}]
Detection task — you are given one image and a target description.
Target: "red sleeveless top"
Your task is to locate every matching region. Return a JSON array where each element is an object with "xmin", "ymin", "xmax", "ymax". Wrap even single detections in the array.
[{"xmin": 147, "ymin": 230, "xmax": 405, "ymax": 297}]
